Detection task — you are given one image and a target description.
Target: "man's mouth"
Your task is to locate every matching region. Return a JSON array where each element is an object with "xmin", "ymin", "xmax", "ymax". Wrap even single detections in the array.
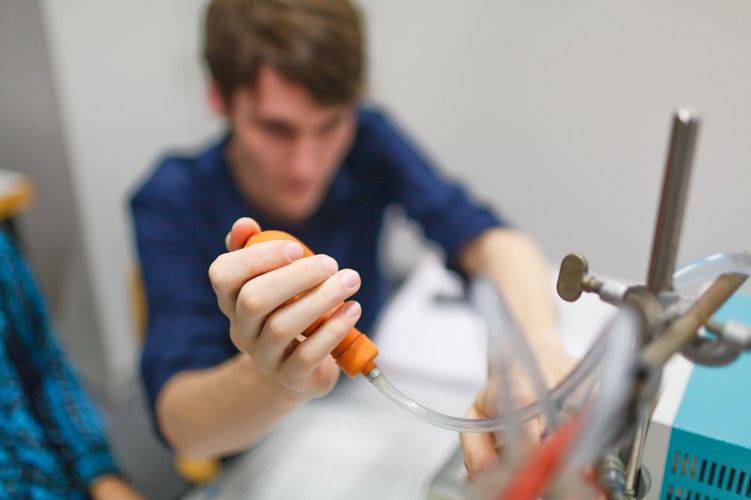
[{"xmin": 281, "ymin": 180, "xmax": 314, "ymax": 196}]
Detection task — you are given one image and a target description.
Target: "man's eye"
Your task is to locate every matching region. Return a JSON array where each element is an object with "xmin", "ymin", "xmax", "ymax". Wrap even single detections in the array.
[
  {"xmin": 319, "ymin": 119, "xmax": 342, "ymax": 136},
  {"xmin": 263, "ymin": 123, "xmax": 294, "ymax": 139}
]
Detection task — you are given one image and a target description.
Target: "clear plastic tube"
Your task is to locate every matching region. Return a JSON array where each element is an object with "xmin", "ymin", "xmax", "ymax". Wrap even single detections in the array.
[
  {"xmin": 673, "ymin": 251, "xmax": 751, "ymax": 293},
  {"xmin": 564, "ymin": 308, "xmax": 639, "ymax": 470},
  {"xmin": 471, "ymin": 278, "xmax": 560, "ymax": 431},
  {"xmin": 474, "ymin": 279, "xmax": 526, "ymax": 453},
  {"xmin": 367, "ymin": 252, "xmax": 749, "ymax": 434},
  {"xmin": 367, "ymin": 330, "xmax": 608, "ymax": 433}
]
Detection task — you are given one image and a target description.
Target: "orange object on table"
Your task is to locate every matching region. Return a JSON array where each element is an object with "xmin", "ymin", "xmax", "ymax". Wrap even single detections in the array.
[
  {"xmin": 0, "ymin": 170, "xmax": 35, "ymax": 220},
  {"xmin": 245, "ymin": 230, "xmax": 379, "ymax": 377}
]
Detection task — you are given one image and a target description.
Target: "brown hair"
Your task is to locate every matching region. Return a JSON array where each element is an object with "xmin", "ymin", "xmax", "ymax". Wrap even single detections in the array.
[{"xmin": 204, "ymin": 0, "xmax": 365, "ymax": 106}]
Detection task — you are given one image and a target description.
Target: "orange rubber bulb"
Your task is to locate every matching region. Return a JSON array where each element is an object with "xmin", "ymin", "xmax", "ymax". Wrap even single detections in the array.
[{"xmin": 245, "ymin": 230, "xmax": 379, "ymax": 378}]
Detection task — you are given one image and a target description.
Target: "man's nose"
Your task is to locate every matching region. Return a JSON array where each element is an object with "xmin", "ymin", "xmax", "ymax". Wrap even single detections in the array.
[{"xmin": 289, "ymin": 136, "xmax": 321, "ymax": 176}]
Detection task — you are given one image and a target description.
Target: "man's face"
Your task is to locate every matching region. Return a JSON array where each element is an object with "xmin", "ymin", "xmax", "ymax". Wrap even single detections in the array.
[{"xmin": 223, "ymin": 65, "xmax": 357, "ymax": 224}]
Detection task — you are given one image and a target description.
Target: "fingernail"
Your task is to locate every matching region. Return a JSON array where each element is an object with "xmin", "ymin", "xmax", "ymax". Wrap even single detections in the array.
[
  {"xmin": 344, "ymin": 301, "xmax": 361, "ymax": 318},
  {"xmin": 339, "ymin": 270, "xmax": 360, "ymax": 289},
  {"xmin": 284, "ymin": 243, "xmax": 304, "ymax": 260},
  {"xmin": 321, "ymin": 255, "xmax": 339, "ymax": 275}
]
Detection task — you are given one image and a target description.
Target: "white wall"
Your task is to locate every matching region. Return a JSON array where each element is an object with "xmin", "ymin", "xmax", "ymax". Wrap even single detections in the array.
[
  {"xmin": 0, "ymin": 0, "xmax": 112, "ymax": 382},
  {"xmin": 361, "ymin": 0, "xmax": 751, "ymax": 283},
  {"xmin": 39, "ymin": 0, "xmax": 221, "ymax": 385},
  {"xmin": 25, "ymin": 0, "xmax": 751, "ymax": 385}
]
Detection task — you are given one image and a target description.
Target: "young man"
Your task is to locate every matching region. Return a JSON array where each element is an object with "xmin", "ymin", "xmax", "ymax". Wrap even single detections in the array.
[
  {"xmin": 0, "ymin": 232, "xmax": 142, "ymax": 499},
  {"xmin": 131, "ymin": 0, "xmax": 572, "ymax": 476}
]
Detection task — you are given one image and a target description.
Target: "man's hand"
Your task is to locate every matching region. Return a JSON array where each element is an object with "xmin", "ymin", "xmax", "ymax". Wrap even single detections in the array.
[
  {"xmin": 90, "ymin": 475, "xmax": 143, "ymax": 500},
  {"xmin": 209, "ymin": 217, "xmax": 363, "ymax": 399},
  {"xmin": 461, "ymin": 341, "xmax": 577, "ymax": 478}
]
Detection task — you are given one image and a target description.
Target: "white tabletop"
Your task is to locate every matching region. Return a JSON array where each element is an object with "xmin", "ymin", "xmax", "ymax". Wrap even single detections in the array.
[{"xmin": 183, "ymin": 253, "xmax": 618, "ymax": 500}]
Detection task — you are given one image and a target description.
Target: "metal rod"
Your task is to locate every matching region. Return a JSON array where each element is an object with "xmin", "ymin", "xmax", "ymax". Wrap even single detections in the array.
[
  {"xmin": 627, "ymin": 110, "xmax": 700, "ymax": 497},
  {"xmin": 646, "ymin": 109, "xmax": 700, "ymax": 294},
  {"xmin": 624, "ymin": 415, "xmax": 649, "ymax": 498}
]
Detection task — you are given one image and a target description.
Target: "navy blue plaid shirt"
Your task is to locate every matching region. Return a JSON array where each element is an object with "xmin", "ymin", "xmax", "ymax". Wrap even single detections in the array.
[
  {"xmin": 132, "ymin": 107, "xmax": 504, "ymax": 433},
  {"xmin": 0, "ymin": 232, "xmax": 117, "ymax": 498}
]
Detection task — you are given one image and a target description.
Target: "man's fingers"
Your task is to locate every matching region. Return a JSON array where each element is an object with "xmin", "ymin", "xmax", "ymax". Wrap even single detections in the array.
[
  {"xmin": 236, "ymin": 254, "xmax": 339, "ymax": 319},
  {"xmin": 251, "ymin": 270, "xmax": 361, "ymax": 368},
  {"xmin": 461, "ymin": 381, "xmax": 541, "ymax": 479},
  {"xmin": 225, "ymin": 217, "xmax": 261, "ymax": 251},
  {"xmin": 209, "ymin": 240, "xmax": 304, "ymax": 316},
  {"xmin": 460, "ymin": 405, "xmax": 500, "ymax": 478},
  {"xmin": 279, "ymin": 301, "xmax": 361, "ymax": 384},
  {"xmin": 232, "ymin": 254, "xmax": 340, "ymax": 351}
]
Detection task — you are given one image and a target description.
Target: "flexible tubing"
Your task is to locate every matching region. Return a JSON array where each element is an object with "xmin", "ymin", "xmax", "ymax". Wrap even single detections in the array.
[
  {"xmin": 564, "ymin": 308, "xmax": 639, "ymax": 471},
  {"xmin": 673, "ymin": 252, "xmax": 751, "ymax": 293},
  {"xmin": 476, "ymin": 282, "xmax": 526, "ymax": 451},
  {"xmin": 471, "ymin": 278, "xmax": 560, "ymax": 431},
  {"xmin": 367, "ymin": 332, "xmax": 606, "ymax": 433},
  {"xmin": 367, "ymin": 253, "xmax": 748, "ymax": 433}
]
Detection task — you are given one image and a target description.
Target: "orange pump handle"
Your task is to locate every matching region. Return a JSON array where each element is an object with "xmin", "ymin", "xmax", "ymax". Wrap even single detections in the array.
[{"xmin": 244, "ymin": 230, "xmax": 379, "ymax": 377}]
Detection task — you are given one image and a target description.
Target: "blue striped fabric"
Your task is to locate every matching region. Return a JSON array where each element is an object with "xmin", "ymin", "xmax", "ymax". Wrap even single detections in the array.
[{"xmin": 0, "ymin": 232, "xmax": 117, "ymax": 498}]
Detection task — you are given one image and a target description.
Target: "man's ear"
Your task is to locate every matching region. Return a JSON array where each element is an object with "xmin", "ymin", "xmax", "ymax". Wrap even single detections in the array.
[{"xmin": 207, "ymin": 81, "xmax": 228, "ymax": 116}]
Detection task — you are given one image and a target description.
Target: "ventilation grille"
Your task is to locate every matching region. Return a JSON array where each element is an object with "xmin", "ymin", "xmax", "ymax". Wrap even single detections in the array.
[{"xmin": 664, "ymin": 450, "xmax": 751, "ymax": 500}]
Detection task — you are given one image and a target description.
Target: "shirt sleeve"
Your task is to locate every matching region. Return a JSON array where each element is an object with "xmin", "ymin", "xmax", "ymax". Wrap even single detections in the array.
[
  {"xmin": 362, "ymin": 110, "xmax": 507, "ymax": 273},
  {"xmin": 130, "ymin": 161, "xmax": 234, "ymax": 438},
  {"xmin": 0, "ymin": 232, "xmax": 118, "ymax": 489}
]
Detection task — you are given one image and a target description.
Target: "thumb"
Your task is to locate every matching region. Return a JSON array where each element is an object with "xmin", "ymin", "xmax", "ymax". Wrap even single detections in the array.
[{"xmin": 225, "ymin": 217, "xmax": 261, "ymax": 251}]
